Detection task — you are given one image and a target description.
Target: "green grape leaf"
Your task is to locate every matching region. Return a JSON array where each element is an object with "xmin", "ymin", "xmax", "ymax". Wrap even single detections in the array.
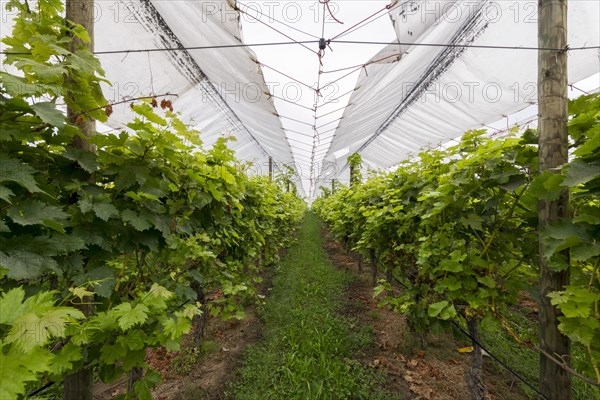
[
  {"xmin": 0, "ymin": 155, "xmax": 44, "ymax": 194},
  {"xmin": 220, "ymin": 166, "xmax": 236, "ymax": 185},
  {"xmin": 163, "ymin": 338, "xmax": 180, "ymax": 352},
  {"xmin": 63, "ymin": 147, "xmax": 99, "ymax": 173},
  {"xmin": 573, "ymin": 128, "xmax": 599, "ymax": 157},
  {"xmin": 6, "ymin": 307, "xmax": 84, "ymax": 352},
  {"xmin": 429, "ymin": 301, "xmax": 449, "ymax": 318},
  {"xmin": 92, "ymin": 202, "xmax": 119, "ymax": 221},
  {"xmin": 0, "ymin": 72, "xmax": 32, "ymax": 97},
  {"xmin": 121, "ymin": 209, "xmax": 152, "ymax": 231},
  {"xmin": 100, "ymin": 342, "xmax": 128, "ymax": 365},
  {"xmin": 557, "ymin": 317, "xmax": 600, "ymax": 347},
  {"xmin": 0, "ymin": 220, "xmax": 8, "ymax": 233},
  {"xmin": 116, "ymin": 303, "xmax": 149, "ymax": 331},
  {"xmin": 541, "ymin": 222, "xmax": 586, "ymax": 258},
  {"xmin": 206, "ymin": 181, "xmax": 224, "ymax": 201},
  {"xmin": 0, "ymin": 185, "xmax": 15, "ymax": 203},
  {"xmin": 477, "ymin": 275, "xmax": 496, "ymax": 288},
  {"xmin": 440, "ymin": 259, "xmax": 463, "ymax": 272},
  {"xmin": 117, "ymin": 329, "xmax": 146, "ymax": 351},
  {"xmin": 161, "ymin": 316, "xmax": 192, "ymax": 340},
  {"xmin": 0, "ymin": 287, "xmax": 27, "ymax": 325},
  {"xmin": 571, "ymin": 243, "xmax": 600, "ymax": 261},
  {"xmin": 528, "ymin": 172, "xmax": 564, "ymax": 201},
  {"xmin": 562, "ymin": 159, "xmax": 600, "ymax": 187},
  {"xmin": 49, "ymin": 342, "xmax": 83, "ymax": 376},
  {"xmin": 460, "ymin": 214, "xmax": 484, "ymax": 231},
  {"xmin": 30, "ymin": 101, "xmax": 65, "ymax": 128},
  {"xmin": 73, "ymin": 265, "xmax": 115, "ymax": 298},
  {"xmin": 549, "ymin": 288, "xmax": 600, "ymax": 318},
  {"xmin": 131, "ymin": 103, "xmax": 167, "ymax": 126},
  {"xmin": 439, "ymin": 304, "xmax": 457, "ymax": 320},
  {"xmin": 0, "ymin": 344, "xmax": 53, "ymax": 400},
  {"xmin": 6, "ymin": 199, "xmax": 68, "ymax": 228},
  {"xmin": 77, "ymin": 196, "xmax": 93, "ymax": 214},
  {"xmin": 435, "ymin": 276, "xmax": 463, "ymax": 292},
  {"xmin": 1, "ymin": 250, "xmax": 58, "ymax": 280},
  {"xmin": 43, "ymin": 234, "xmax": 87, "ymax": 255}
]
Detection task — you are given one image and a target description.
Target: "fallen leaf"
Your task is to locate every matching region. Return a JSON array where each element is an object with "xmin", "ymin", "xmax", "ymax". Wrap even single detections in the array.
[{"xmin": 409, "ymin": 384, "xmax": 434, "ymax": 399}]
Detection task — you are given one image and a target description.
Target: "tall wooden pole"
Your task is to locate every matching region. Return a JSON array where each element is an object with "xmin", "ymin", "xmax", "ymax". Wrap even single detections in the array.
[
  {"xmin": 64, "ymin": 1, "xmax": 95, "ymax": 399},
  {"xmin": 538, "ymin": 0, "xmax": 571, "ymax": 398},
  {"xmin": 67, "ymin": 0, "xmax": 96, "ymax": 151},
  {"xmin": 268, "ymin": 156, "xmax": 273, "ymax": 181}
]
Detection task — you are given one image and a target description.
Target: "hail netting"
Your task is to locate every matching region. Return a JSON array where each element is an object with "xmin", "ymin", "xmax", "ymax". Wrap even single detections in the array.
[
  {"xmin": 316, "ymin": 0, "xmax": 599, "ymax": 196},
  {"xmin": 0, "ymin": 0, "xmax": 302, "ymax": 194}
]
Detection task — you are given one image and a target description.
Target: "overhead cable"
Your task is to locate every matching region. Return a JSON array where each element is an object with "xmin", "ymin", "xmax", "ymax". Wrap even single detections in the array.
[{"xmin": 3, "ymin": 41, "xmax": 596, "ymax": 56}]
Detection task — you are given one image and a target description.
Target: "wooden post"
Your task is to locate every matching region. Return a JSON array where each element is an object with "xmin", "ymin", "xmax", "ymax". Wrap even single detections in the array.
[
  {"xmin": 466, "ymin": 317, "xmax": 487, "ymax": 400},
  {"xmin": 538, "ymin": 0, "xmax": 571, "ymax": 398},
  {"xmin": 331, "ymin": 178, "xmax": 335, "ymax": 191},
  {"xmin": 268, "ymin": 156, "xmax": 273, "ymax": 181},
  {"xmin": 67, "ymin": 0, "xmax": 96, "ymax": 152},
  {"xmin": 370, "ymin": 249, "xmax": 377, "ymax": 285},
  {"xmin": 386, "ymin": 269, "xmax": 393, "ymax": 285},
  {"xmin": 64, "ymin": 1, "xmax": 95, "ymax": 399}
]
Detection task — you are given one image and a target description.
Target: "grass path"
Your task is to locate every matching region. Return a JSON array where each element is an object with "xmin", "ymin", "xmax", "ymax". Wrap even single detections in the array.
[{"xmin": 228, "ymin": 212, "xmax": 398, "ymax": 400}]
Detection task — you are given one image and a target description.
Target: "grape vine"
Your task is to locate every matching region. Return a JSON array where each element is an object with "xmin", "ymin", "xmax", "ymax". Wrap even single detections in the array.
[
  {"xmin": 0, "ymin": 1, "xmax": 305, "ymax": 398},
  {"xmin": 314, "ymin": 94, "xmax": 599, "ymax": 393}
]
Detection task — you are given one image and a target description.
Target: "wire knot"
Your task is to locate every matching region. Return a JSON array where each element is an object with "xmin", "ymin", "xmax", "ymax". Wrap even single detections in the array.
[
  {"xmin": 319, "ymin": 38, "xmax": 327, "ymax": 51},
  {"xmin": 559, "ymin": 44, "xmax": 570, "ymax": 53}
]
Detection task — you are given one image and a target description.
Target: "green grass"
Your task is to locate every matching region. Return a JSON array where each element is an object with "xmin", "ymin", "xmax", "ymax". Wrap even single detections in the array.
[
  {"xmin": 228, "ymin": 213, "xmax": 401, "ymax": 400},
  {"xmin": 480, "ymin": 310, "xmax": 599, "ymax": 400}
]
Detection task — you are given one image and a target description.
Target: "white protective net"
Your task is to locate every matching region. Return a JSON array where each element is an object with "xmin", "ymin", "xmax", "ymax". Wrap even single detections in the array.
[{"xmin": 315, "ymin": 0, "xmax": 599, "ymax": 199}]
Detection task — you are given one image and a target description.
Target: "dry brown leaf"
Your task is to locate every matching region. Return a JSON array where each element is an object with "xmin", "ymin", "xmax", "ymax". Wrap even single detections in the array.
[
  {"xmin": 409, "ymin": 383, "xmax": 434, "ymax": 399},
  {"xmin": 404, "ymin": 371, "xmax": 423, "ymax": 384},
  {"xmin": 160, "ymin": 99, "xmax": 174, "ymax": 112}
]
